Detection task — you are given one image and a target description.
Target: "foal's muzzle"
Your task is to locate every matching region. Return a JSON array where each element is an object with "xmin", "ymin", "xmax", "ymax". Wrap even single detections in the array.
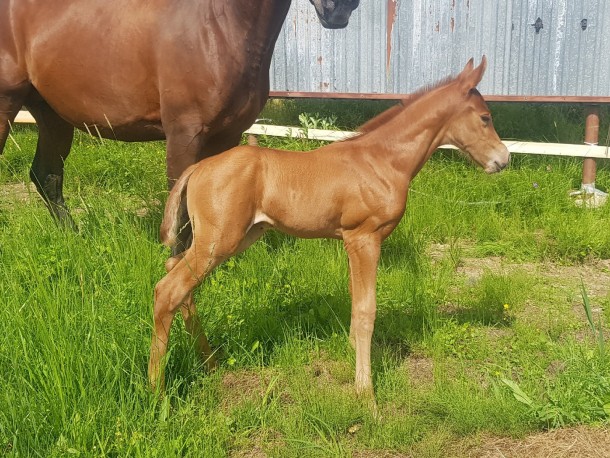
[{"xmin": 484, "ymin": 145, "xmax": 510, "ymax": 174}]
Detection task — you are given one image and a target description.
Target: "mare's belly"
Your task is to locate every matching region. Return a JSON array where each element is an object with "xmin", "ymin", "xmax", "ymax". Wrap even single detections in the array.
[{"xmin": 73, "ymin": 119, "xmax": 166, "ymax": 142}]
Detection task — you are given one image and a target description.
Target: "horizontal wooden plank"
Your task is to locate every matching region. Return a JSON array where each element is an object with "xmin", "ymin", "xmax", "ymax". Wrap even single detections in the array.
[
  {"xmin": 14, "ymin": 111, "xmax": 35, "ymax": 123},
  {"xmin": 245, "ymin": 125, "xmax": 610, "ymax": 159},
  {"xmin": 501, "ymin": 141, "xmax": 609, "ymax": 159},
  {"xmin": 13, "ymin": 111, "xmax": 610, "ymax": 158},
  {"xmin": 244, "ymin": 124, "xmax": 355, "ymax": 141}
]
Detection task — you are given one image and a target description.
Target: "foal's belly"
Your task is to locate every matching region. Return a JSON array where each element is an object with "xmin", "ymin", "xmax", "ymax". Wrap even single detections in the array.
[{"xmin": 255, "ymin": 208, "xmax": 343, "ymax": 240}]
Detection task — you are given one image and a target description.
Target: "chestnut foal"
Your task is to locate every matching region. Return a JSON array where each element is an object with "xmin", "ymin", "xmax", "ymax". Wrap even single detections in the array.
[{"xmin": 149, "ymin": 57, "xmax": 509, "ymax": 395}]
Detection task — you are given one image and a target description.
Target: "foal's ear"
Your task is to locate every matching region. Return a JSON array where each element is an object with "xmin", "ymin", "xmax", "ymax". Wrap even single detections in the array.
[
  {"xmin": 470, "ymin": 55, "xmax": 487, "ymax": 87},
  {"xmin": 460, "ymin": 58, "xmax": 475, "ymax": 76},
  {"xmin": 459, "ymin": 56, "xmax": 487, "ymax": 92}
]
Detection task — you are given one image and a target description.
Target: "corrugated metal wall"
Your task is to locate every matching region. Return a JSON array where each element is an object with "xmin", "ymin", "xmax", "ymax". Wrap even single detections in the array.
[{"xmin": 270, "ymin": 0, "xmax": 610, "ymax": 99}]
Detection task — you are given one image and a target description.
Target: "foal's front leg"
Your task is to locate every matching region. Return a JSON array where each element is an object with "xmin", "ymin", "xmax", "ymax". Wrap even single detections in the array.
[{"xmin": 344, "ymin": 234, "xmax": 381, "ymax": 395}]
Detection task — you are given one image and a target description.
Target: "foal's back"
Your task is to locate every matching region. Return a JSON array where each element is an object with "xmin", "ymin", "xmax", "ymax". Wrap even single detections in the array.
[
  {"xmin": 187, "ymin": 145, "xmax": 344, "ymax": 239},
  {"xmin": 186, "ymin": 143, "xmax": 400, "ymax": 241}
]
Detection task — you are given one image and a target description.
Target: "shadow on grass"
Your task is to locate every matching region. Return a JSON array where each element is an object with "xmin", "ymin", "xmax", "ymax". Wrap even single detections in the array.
[{"xmin": 440, "ymin": 304, "xmax": 513, "ymax": 328}]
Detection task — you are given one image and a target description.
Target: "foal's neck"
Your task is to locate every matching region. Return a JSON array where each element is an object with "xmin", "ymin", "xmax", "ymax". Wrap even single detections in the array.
[{"xmin": 359, "ymin": 85, "xmax": 461, "ymax": 180}]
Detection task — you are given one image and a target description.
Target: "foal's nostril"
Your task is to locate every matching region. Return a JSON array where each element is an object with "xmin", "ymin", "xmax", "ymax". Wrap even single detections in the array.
[{"xmin": 494, "ymin": 160, "xmax": 507, "ymax": 171}]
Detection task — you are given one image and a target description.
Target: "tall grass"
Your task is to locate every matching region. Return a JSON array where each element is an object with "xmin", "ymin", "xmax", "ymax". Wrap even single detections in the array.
[{"xmin": 1, "ymin": 102, "xmax": 609, "ymax": 456}]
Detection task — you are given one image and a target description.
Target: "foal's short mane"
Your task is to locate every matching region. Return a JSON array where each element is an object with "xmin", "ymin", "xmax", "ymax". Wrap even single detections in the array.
[{"xmin": 347, "ymin": 73, "xmax": 462, "ymax": 140}]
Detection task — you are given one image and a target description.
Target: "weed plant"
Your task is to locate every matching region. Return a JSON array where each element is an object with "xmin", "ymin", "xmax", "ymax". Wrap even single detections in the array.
[{"xmin": 1, "ymin": 103, "xmax": 609, "ymax": 456}]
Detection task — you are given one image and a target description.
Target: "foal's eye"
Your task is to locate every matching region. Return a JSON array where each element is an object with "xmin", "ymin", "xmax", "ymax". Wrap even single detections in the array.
[{"xmin": 480, "ymin": 115, "xmax": 491, "ymax": 125}]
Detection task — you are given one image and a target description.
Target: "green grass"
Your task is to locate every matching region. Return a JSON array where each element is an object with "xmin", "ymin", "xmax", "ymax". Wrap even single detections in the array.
[{"xmin": 1, "ymin": 102, "xmax": 610, "ymax": 456}]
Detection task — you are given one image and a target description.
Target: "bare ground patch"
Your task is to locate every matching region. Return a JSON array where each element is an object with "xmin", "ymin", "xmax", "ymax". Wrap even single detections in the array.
[
  {"xmin": 0, "ymin": 181, "xmax": 34, "ymax": 205},
  {"xmin": 430, "ymin": 243, "xmax": 610, "ymax": 335},
  {"xmin": 229, "ymin": 428, "xmax": 285, "ymax": 458},
  {"xmin": 353, "ymin": 450, "xmax": 411, "ymax": 457},
  {"xmin": 462, "ymin": 426, "xmax": 610, "ymax": 458},
  {"xmin": 344, "ymin": 426, "xmax": 610, "ymax": 457},
  {"xmin": 457, "ymin": 254, "xmax": 610, "ymax": 303},
  {"xmin": 220, "ymin": 368, "xmax": 283, "ymax": 411},
  {"xmin": 429, "ymin": 242, "xmax": 610, "ymax": 297},
  {"xmin": 397, "ymin": 356, "xmax": 435, "ymax": 387}
]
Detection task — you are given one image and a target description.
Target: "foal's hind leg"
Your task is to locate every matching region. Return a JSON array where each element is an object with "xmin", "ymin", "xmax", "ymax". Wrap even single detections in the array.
[
  {"xmin": 149, "ymin": 242, "xmax": 227, "ymax": 392},
  {"xmin": 150, "ymin": 222, "xmax": 266, "ymax": 391},
  {"xmin": 164, "ymin": 256, "xmax": 217, "ymax": 372},
  {"xmin": 26, "ymin": 100, "xmax": 75, "ymax": 228}
]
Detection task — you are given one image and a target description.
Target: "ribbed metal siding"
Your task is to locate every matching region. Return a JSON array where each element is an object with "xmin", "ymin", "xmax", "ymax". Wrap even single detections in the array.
[
  {"xmin": 270, "ymin": 0, "xmax": 610, "ymax": 97},
  {"xmin": 270, "ymin": 1, "xmax": 388, "ymax": 94}
]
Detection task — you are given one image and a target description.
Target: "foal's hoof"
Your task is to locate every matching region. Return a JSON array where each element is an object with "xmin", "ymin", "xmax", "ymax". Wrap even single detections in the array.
[
  {"xmin": 149, "ymin": 378, "xmax": 166, "ymax": 396},
  {"xmin": 205, "ymin": 354, "xmax": 218, "ymax": 372},
  {"xmin": 355, "ymin": 385, "xmax": 378, "ymax": 414},
  {"xmin": 148, "ymin": 362, "xmax": 166, "ymax": 395}
]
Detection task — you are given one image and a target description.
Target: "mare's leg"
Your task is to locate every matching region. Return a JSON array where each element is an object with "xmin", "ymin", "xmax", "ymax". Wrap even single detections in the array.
[
  {"xmin": 0, "ymin": 86, "xmax": 29, "ymax": 155},
  {"xmin": 26, "ymin": 100, "xmax": 75, "ymax": 228},
  {"xmin": 344, "ymin": 233, "xmax": 381, "ymax": 396},
  {"xmin": 204, "ymin": 131, "xmax": 243, "ymax": 157},
  {"xmin": 162, "ymin": 110, "xmax": 243, "ymax": 253},
  {"xmin": 0, "ymin": 55, "xmax": 32, "ymax": 153},
  {"xmin": 163, "ymin": 119, "xmax": 241, "ymax": 189}
]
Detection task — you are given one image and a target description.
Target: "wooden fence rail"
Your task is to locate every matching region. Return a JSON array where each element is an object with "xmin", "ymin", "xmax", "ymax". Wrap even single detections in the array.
[{"xmin": 14, "ymin": 110, "xmax": 609, "ymax": 159}]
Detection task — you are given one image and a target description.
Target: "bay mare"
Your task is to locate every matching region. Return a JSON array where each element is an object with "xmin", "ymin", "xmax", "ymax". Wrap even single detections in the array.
[
  {"xmin": 0, "ymin": 0, "xmax": 359, "ymax": 229},
  {"xmin": 149, "ymin": 57, "xmax": 510, "ymax": 396}
]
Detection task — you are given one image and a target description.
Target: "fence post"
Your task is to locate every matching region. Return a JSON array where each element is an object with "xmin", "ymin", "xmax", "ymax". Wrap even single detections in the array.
[{"xmin": 581, "ymin": 106, "xmax": 600, "ymax": 191}]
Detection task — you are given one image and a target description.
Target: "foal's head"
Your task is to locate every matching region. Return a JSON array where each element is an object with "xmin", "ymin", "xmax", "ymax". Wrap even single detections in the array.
[{"xmin": 442, "ymin": 57, "xmax": 510, "ymax": 173}]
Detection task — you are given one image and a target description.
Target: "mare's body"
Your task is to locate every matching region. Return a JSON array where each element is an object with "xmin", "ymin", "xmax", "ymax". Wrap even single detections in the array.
[
  {"xmin": 0, "ymin": 0, "xmax": 359, "ymax": 226},
  {"xmin": 149, "ymin": 58, "xmax": 511, "ymax": 396}
]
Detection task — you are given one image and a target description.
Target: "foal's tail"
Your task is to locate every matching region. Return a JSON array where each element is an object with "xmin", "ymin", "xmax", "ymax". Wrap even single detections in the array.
[{"xmin": 160, "ymin": 164, "xmax": 199, "ymax": 248}]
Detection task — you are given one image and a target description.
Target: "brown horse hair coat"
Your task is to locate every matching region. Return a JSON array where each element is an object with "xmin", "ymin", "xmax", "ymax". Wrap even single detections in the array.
[
  {"xmin": 149, "ymin": 57, "xmax": 510, "ymax": 397},
  {"xmin": 0, "ymin": 0, "xmax": 359, "ymax": 230}
]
